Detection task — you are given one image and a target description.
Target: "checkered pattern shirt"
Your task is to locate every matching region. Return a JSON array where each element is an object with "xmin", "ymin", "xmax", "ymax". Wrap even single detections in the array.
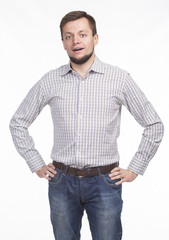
[{"xmin": 10, "ymin": 56, "xmax": 164, "ymax": 175}]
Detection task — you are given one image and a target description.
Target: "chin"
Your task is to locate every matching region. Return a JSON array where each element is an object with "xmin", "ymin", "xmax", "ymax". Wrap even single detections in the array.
[{"xmin": 69, "ymin": 51, "xmax": 94, "ymax": 65}]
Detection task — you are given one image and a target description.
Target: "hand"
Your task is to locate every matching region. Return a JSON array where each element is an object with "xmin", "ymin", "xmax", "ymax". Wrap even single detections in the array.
[
  {"xmin": 109, "ymin": 167, "xmax": 138, "ymax": 185},
  {"xmin": 36, "ymin": 163, "xmax": 57, "ymax": 180}
]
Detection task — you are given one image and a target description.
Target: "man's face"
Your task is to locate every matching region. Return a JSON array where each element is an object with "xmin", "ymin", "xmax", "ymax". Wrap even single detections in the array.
[{"xmin": 62, "ymin": 17, "xmax": 98, "ymax": 64}]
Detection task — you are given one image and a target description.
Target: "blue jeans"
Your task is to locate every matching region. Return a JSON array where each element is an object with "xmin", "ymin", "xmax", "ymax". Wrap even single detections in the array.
[{"xmin": 48, "ymin": 167, "xmax": 123, "ymax": 240}]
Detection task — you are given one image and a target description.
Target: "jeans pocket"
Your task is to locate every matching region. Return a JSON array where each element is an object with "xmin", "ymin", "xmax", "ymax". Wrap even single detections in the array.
[
  {"xmin": 49, "ymin": 171, "xmax": 63, "ymax": 185},
  {"xmin": 102, "ymin": 172, "xmax": 121, "ymax": 188}
]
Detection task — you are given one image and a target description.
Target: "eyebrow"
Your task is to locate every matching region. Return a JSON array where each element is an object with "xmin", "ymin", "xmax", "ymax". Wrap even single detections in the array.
[
  {"xmin": 64, "ymin": 32, "xmax": 72, "ymax": 35},
  {"xmin": 64, "ymin": 30, "xmax": 87, "ymax": 35}
]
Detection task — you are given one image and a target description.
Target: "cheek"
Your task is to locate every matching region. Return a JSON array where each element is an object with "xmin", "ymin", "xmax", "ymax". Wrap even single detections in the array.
[
  {"xmin": 85, "ymin": 41, "xmax": 95, "ymax": 50},
  {"xmin": 63, "ymin": 44, "xmax": 68, "ymax": 50},
  {"xmin": 62, "ymin": 41, "xmax": 70, "ymax": 51}
]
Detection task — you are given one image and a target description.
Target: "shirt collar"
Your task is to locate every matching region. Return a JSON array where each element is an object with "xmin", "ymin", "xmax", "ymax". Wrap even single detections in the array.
[
  {"xmin": 90, "ymin": 56, "xmax": 105, "ymax": 74},
  {"xmin": 61, "ymin": 63, "xmax": 72, "ymax": 76},
  {"xmin": 61, "ymin": 56, "xmax": 105, "ymax": 76}
]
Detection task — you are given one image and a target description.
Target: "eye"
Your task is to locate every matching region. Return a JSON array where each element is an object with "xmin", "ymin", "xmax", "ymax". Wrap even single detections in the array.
[
  {"xmin": 80, "ymin": 34, "xmax": 86, "ymax": 37},
  {"xmin": 65, "ymin": 35, "xmax": 72, "ymax": 40}
]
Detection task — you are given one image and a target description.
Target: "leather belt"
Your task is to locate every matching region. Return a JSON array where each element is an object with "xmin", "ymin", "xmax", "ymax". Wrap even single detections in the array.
[{"xmin": 53, "ymin": 161, "xmax": 119, "ymax": 177}]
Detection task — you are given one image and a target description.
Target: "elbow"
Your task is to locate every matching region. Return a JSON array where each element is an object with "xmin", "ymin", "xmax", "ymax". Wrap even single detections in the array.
[
  {"xmin": 144, "ymin": 120, "xmax": 164, "ymax": 144},
  {"xmin": 158, "ymin": 121, "xmax": 164, "ymax": 142},
  {"xmin": 9, "ymin": 118, "xmax": 14, "ymax": 133},
  {"xmin": 9, "ymin": 117, "xmax": 18, "ymax": 134},
  {"xmin": 153, "ymin": 121, "xmax": 164, "ymax": 144}
]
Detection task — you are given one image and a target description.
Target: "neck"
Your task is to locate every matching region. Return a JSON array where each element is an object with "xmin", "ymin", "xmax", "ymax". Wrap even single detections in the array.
[{"xmin": 70, "ymin": 53, "xmax": 95, "ymax": 79}]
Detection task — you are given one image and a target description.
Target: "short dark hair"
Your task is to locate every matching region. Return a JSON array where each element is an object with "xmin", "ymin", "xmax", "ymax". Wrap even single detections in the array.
[{"xmin": 60, "ymin": 11, "xmax": 97, "ymax": 40}]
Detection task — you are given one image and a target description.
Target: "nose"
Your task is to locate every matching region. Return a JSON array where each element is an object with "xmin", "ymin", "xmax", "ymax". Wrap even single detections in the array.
[{"xmin": 73, "ymin": 35, "xmax": 81, "ymax": 44}]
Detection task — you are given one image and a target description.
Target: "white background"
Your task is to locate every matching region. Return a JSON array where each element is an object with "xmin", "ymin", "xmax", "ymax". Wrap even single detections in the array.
[{"xmin": 0, "ymin": 0, "xmax": 169, "ymax": 239}]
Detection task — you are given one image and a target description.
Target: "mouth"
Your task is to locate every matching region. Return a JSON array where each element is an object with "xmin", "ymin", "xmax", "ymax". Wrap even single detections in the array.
[{"xmin": 72, "ymin": 48, "xmax": 84, "ymax": 52}]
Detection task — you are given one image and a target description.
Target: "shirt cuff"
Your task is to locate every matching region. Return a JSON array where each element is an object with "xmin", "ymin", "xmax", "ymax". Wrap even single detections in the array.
[
  {"xmin": 127, "ymin": 157, "xmax": 150, "ymax": 175},
  {"xmin": 26, "ymin": 156, "xmax": 46, "ymax": 173}
]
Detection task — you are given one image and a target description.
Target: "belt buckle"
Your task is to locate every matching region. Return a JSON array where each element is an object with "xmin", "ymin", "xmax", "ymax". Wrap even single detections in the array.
[
  {"xmin": 86, "ymin": 167, "xmax": 92, "ymax": 177},
  {"xmin": 75, "ymin": 168, "xmax": 84, "ymax": 178}
]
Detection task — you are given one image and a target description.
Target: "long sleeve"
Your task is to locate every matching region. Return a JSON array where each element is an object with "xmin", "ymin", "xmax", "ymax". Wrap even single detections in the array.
[
  {"xmin": 122, "ymin": 74, "xmax": 164, "ymax": 175},
  {"xmin": 9, "ymin": 58, "xmax": 164, "ymax": 174},
  {"xmin": 9, "ymin": 79, "xmax": 49, "ymax": 172}
]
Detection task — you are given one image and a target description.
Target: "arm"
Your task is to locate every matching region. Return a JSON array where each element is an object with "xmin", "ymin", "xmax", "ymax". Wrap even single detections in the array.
[
  {"xmin": 109, "ymin": 73, "xmax": 164, "ymax": 184},
  {"xmin": 9, "ymin": 79, "xmax": 49, "ymax": 173}
]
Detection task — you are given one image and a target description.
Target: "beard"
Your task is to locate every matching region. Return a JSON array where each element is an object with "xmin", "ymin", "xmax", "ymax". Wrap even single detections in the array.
[{"xmin": 69, "ymin": 48, "xmax": 94, "ymax": 65}]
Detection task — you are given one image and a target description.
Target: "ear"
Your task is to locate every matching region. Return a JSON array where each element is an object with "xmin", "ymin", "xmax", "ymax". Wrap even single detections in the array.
[{"xmin": 94, "ymin": 34, "xmax": 99, "ymax": 47}]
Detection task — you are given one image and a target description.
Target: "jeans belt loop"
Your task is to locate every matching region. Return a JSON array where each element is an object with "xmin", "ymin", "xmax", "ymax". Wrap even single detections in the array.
[
  {"xmin": 64, "ymin": 165, "xmax": 70, "ymax": 176},
  {"xmin": 97, "ymin": 167, "xmax": 102, "ymax": 177}
]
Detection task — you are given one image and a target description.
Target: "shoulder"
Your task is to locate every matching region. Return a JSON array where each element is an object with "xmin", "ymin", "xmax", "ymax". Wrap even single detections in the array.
[
  {"xmin": 41, "ymin": 65, "xmax": 67, "ymax": 81},
  {"xmin": 98, "ymin": 59, "xmax": 129, "ymax": 86},
  {"xmin": 102, "ymin": 61, "xmax": 128, "ymax": 77},
  {"xmin": 36, "ymin": 64, "xmax": 69, "ymax": 87}
]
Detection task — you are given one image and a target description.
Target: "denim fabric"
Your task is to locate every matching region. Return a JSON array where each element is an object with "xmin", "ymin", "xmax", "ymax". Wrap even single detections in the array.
[{"xmin": 48, "ymin": 167, "xmax": 123, "ymax": 240}]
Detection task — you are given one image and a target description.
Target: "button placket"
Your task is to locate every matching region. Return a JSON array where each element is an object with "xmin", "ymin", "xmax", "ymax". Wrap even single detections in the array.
[{"xmin": 76, "ymin": 79, "xmax": 85, "ymax": 164}]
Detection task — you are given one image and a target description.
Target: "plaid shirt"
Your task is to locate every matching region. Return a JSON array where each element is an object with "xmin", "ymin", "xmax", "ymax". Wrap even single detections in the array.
[{"xmin": 10, "ymin": 56, "xmax": 164, "ymax": 174}]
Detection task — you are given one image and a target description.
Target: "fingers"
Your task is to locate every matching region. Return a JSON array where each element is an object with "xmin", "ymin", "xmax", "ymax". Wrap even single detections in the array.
[
  {"xmin": 110, "ymin": 167, "xmax": 120, "ymax": 174},
  {"xmin": 114, "ymin": 178, "xmax": 125, "ymax": 186},
  {"xmin": 109, "ymin": 167, "xmax": 122, "ymax": 180},
  {"xmin": 48, "ymin": 163, "xmax": 56, "ymax": 170},
  {"xmin": 47, "ymin": 164, "xmax": 57, "ymax": 175},
  {"xmin": 45, "ymin": 165, "xmax": 57, "ymax": 180},
  {"xmin": 44, "ymin": 170, "xmax": 54, "ymax": 180},
  {"xmin": 109, "ymin": 167, "xmax": 138, "ymax": 185},
  {"xmin": 43, "ymin": 172, "xmax": 52, "ymax": 181},
  {"xmin": 36, "ymin": 163, "xmax": 57, "ymax": 180}
]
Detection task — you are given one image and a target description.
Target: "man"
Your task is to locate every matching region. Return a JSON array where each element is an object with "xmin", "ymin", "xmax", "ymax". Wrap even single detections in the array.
[{"xmin": 10, "ymin": 11, "xmax": 164, "ymax": 240}]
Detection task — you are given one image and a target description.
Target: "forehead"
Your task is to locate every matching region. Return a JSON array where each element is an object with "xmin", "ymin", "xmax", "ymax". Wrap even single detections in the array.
[{"xmin": 62, "ymin": 17, "xmax": 92, "ymax": 34}]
